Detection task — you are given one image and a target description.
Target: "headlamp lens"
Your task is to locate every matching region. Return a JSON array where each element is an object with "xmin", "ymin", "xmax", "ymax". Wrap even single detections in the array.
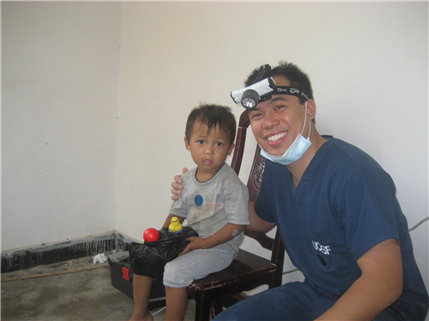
[
  {"xmin": 241, "ymin": 89, "xmax": 259, "ymax": 109},
  {"xmin": 242, "ymin": 98, "xmax": 256, "ymax": 109}
]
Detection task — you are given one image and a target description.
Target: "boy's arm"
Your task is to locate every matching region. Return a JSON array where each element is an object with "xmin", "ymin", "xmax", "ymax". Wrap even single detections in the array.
[
  {"xmin": 315, "ymin": 238, "xmax": 403, "ymax": 321},
  {"xmin": 178, "ymin": 222, "xmax": 246, "ymax": 256}
]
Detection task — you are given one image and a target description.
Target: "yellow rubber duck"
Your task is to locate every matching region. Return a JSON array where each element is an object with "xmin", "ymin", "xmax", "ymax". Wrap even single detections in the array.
[{"xmin": 169, "ymin": 216, "xmax": 183, "ymax": 233}]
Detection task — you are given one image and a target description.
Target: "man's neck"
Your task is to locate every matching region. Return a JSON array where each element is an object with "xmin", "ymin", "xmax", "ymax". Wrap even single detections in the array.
[{"xmin": 287, "ymin": 132, "xmax": 327, "ymax": 190}]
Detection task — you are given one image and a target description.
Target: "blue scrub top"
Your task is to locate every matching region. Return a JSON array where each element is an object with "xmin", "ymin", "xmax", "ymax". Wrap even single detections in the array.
[{"xmin": 255, "ymin": 136, "xmax": 428, "ymax": 317}]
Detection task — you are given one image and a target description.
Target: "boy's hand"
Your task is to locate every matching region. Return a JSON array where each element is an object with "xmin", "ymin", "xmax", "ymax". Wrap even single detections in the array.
[
  {"xmin": 178, "ymin": 223, "xmax": 245, "ymax": 256},
  {"xmin": 178, "ymin": 236, "xmax": 205, "ymax": 256},
  {"xmin": 171, "ymin": 167, "xmax": 188, "ymax": 201}
]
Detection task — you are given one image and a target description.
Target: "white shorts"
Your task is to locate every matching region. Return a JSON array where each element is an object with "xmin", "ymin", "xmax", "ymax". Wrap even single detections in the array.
[{"xmin": 163, "ymin": 247, "xmax": 235, "ymax": 288}]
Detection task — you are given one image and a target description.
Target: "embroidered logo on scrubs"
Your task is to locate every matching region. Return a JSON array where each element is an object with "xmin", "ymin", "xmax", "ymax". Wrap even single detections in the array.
[
  {"xmin": 194, "ymin": 195, "xmax": 203, "ymax": 206},
  {"xmin": 312, "ymin": 241, "xmax": 331, "ymax": 255}
]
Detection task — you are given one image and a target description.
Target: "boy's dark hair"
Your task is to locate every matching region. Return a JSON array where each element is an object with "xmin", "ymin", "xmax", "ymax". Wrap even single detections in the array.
[
  {"xmin": 185, "ymin": 103, "xmax": 236, "ymax": 145},
  {"xmin": 244, "ymin": 61, "xmax": 314, "ymax": 105}
]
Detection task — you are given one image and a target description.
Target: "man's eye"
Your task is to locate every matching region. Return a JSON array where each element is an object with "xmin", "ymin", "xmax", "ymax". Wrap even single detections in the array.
[
  {"xmin": 275, "ymin": 105, "xmax": 286, "ymax": 110},
  {"xmin": 250, "ymin": 112, "xmax": 262, "ymax": 119}
]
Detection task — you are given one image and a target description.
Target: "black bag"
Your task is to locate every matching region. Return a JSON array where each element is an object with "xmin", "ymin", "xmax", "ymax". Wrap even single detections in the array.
[{"xmin": 130, "ymin": 226, "xmax": 199, "ymax": 278}]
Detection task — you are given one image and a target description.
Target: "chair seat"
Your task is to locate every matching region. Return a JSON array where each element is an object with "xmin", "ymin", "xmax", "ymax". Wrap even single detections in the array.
[{"xmin": 189, "ymin": 249, "xmax": 277, "ymax": 294}]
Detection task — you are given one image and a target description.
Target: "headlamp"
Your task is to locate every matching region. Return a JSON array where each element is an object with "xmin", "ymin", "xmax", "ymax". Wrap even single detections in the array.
[
  {"xmin": 230, "ymin": 77, "xmax": 277, "ymax": 109},
  {"xmin": 230, "ymin": 64, "xmax": 310, "ymax": 109},
  {"xmin": 230, "ymin": 79, "xmax": 309, "ymax": 109}
]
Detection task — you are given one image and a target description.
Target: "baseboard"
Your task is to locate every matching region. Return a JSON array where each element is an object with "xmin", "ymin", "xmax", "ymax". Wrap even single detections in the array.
[{"xmin": 1, "ymin": 232, "xmax": 136, "ymax": 273}]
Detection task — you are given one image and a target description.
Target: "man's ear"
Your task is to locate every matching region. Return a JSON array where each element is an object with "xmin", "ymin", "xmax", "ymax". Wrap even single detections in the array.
[
  {"xmin": 184, "ymin": 137, "xmax": 190, "ymax": 150},
  {"xmin": 227, "ymin": 143, "xmax": 235, "ymax": 156},
  {"xmin": 306, "ymin": 99, "xmax": 316, "ymax": 122}
]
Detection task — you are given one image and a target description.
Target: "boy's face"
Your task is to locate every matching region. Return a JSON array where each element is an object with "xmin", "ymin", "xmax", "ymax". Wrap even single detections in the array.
[{"xmin": 184, "ymin": 120, "xmax": 234, "ymax": 177}]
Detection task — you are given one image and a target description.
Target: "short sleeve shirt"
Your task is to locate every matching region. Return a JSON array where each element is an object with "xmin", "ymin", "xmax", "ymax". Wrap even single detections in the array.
[
  {"xmin": 169, "ymin": 163, "xmax": 250, "ymax": 256},
  {"xmin": 255, "ymin": 136, "xmax": 428, "ymax": 315}
]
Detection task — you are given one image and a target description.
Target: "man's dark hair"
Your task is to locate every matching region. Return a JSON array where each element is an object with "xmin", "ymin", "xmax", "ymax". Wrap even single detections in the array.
[
  {"xmin": 245, "ymin": 61, "xmax": 314, "ymax": 105},
  {"xmin": 185, "ymin": 103, "xmax": 236, "ymax": 145}
]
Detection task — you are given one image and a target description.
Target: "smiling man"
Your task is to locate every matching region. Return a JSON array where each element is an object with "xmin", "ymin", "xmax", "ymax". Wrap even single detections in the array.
[
  {"xmin": 210, "ymin": 62, "xmax": 429, "ymax": 320},
  {"xmin": 168, "ymin": 62, "xmax": 429, "ymax": 320}
]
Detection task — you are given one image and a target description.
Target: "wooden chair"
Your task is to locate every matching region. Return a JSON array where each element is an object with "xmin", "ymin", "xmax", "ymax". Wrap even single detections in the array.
[{"xmin": 186, "ymin": 111, "xmax": 285, "ymax": 320}]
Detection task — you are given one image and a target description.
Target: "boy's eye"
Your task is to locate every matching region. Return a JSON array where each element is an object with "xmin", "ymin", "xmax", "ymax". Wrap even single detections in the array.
[
  {"xmin": 197, "ymin": 140, "xmax": 204, "ymax": 144},
  {"xmin": 216, "ymin": 142, "xmax": 224, "ymax": 147}
]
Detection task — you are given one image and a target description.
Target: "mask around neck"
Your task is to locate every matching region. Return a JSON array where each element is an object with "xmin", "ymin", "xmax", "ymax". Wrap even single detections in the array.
[{"xmin": 259, "ymin": 102, "xmax": 312, "ymax": 165}]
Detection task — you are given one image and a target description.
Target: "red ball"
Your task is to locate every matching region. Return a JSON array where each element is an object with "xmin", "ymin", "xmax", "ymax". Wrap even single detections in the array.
[{"xmin": 143, "ymin": 228, "xmax": 160, "ymax": 242}]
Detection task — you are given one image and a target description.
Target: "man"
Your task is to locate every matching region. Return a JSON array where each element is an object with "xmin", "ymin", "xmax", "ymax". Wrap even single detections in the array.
[{"xmin": 172, "ymin": 62, "xmax": 428, "ymax": 320}]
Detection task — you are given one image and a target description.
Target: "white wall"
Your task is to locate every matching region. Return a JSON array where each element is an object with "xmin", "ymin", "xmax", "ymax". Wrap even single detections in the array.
[
  {"xmin": 3, "ymin": 1, "xmax": 427, "ymax": 292},
  {"xmin": 2, "ymin": 2, "xmax": 121, "ymax": 250},
  {"xmin": 115, "ymin": 2, "xmax": 428, "ymax": 289}
]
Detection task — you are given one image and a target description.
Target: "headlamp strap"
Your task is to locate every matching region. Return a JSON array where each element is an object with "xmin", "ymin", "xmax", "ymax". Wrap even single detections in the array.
[
  {"xmin": 260, "ymin": 86, "xmax": 309, "ymax": 102},
  {"xmin": 254, "ymin": 64, "xmax": 271, "ymax": 83}
]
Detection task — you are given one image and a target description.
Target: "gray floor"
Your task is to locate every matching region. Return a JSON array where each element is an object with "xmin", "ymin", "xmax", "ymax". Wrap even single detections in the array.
[{"xmin": 1, "ymin": 256, "xmax": 196, "ymax": 321}]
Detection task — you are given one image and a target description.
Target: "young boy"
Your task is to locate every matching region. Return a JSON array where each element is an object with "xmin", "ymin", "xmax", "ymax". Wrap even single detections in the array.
[{"xmin": 129, "ymin": 103, "xmax": 250, "ymax": 321}]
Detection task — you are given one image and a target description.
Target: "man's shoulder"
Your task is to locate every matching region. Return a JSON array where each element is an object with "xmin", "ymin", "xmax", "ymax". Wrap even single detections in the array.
[
  {"xmin": 317, "ymin": 137, "xmax": 392, "ymax": 192},
  {"xmin": 321, "ymin": 136, "xmax": 381, "ymax": 169}
]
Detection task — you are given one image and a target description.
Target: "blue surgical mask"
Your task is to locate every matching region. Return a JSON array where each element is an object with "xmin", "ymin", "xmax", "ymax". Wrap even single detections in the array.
[{"xmin": 260, "ymin": 102, "xmax": 312, "ymax": 165}]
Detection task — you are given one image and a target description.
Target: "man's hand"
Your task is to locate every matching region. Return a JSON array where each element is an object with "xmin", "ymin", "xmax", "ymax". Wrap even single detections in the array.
[
  {"xmin": 178, "ymin": 236, "xmax": 205, "ymax": 256},
  {"xmin": 171, "ymin": 167, "xmax": 188, "ymax": 201}
]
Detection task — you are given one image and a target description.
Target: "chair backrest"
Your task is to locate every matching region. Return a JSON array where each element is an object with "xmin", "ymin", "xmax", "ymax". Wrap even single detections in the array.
[{"xmin": 231, "ymin": 111, "xmax": 285, "ymax": 288}]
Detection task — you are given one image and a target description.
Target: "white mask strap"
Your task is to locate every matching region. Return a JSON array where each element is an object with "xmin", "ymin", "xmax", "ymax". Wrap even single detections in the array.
[{"xmin": 300, "ymin": 102, "xmax": 311, "ymax": 139}]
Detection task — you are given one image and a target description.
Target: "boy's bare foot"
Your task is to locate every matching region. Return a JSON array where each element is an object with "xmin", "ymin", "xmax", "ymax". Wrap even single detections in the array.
[{"xmin": 129, "ymin": 311, "xmax": 153, "ymax": 321}]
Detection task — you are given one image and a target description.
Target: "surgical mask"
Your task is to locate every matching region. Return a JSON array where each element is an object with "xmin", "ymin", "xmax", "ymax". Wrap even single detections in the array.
[{"xmin": 260, "ymin": 102, "xmax": 312, "ymax": 165}]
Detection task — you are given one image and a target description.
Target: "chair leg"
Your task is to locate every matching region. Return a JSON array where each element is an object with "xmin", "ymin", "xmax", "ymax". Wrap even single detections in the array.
[
  {"xmin": 193, "ymin": 292, "xmax": 212, "ymax": 321},
  {"xmin": 212, "ymin": 299, "xmax": 223, "ymax": 318}
]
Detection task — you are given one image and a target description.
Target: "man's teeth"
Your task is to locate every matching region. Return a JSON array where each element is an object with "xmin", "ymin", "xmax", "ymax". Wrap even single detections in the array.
[{"xmin": 267, "ymin": 132, "xmax": 286, "ymax": 142}]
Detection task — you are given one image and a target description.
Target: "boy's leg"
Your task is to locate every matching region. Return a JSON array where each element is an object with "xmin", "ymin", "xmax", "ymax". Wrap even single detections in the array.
[
  {"xmin": 163, "ymin": 248, "xmax": 234, "ymax": 287},
  {"xmin": 162, "ymin": 249, "xmax": 234, "ymax": 320},
  {"xmin": 129, "ymin": 274, "xmax": 154, "ymax": 321},
  {"xmin": 165, "ymin": 286, "xmax": 188, "ymax": 321}
]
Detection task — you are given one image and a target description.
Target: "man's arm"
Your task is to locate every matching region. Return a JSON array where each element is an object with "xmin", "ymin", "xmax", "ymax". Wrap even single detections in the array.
[
  {"xmin": 179, "ymin": 223, "xmax": 246, "ymax": 256},
  {"xmin": 315, "ymin": 238, "xmax": 403, "ymax": 321},
  {"xmin": 247, "ymin": 201, "xmax": 276, "ymax": 232}
]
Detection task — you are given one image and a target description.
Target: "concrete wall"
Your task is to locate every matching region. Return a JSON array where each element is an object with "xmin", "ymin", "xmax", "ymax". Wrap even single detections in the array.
[
  {"xmin": 2, "ymin": 2, "xmax": 121, "ymax": 249},
  {"xmin": 3, "ymin": 2, "xmax": 428, "ymax": 290}
]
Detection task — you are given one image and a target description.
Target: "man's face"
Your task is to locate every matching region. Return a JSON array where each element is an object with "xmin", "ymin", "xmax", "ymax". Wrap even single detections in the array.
[{"xmin": 248, "ymin": 75, "xmax": 310, "ymax": 156}]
